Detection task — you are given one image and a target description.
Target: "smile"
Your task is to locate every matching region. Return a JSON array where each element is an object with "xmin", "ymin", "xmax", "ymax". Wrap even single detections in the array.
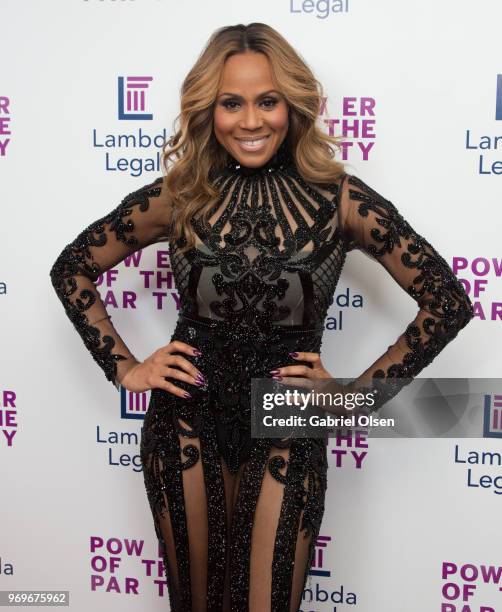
[{"xmin": 234, "ymin": 134, "xmax": 271, "ymax": 152}]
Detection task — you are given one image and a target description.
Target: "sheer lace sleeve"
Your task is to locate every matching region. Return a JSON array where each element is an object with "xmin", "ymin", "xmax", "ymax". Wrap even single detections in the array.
[
  {"xmin": 336, "ymin": 173, "xmax": 475, "ymax": 411},
  {"xmin": 49, "ymin": 176, "xmax": 172, "ymax": 390}
]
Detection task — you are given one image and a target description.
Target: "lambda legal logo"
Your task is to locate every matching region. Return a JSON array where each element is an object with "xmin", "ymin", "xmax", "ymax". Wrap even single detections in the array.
[
  {"xmin": 483, "ymin": 393, "xmax": 502, "ymax": 438},
  {"xmin": 120, "ymin": 387, "xmax": 149, "ymax": 420},
  {"xmin": 118, "ymin": 76, "xmax": 153, "ymax": 120},
  {"xmin": 309, "ymin": 535, "xmax": 332, "ymax": 577}
]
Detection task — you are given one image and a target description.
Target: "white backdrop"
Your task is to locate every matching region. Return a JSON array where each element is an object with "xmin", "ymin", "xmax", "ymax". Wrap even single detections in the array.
[{"xmin": 1, "ymin": 1, "xmax": 501, "ymax": 610}]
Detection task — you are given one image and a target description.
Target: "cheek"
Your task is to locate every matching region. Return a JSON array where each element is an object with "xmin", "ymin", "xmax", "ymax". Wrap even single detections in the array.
[
  {"xmin": 268, "ymin": 104, "xmax": 289, "ymax": 131},
  {"xmin": 213, "ymin": 109, "xmax": 235, "ymax": 136}
]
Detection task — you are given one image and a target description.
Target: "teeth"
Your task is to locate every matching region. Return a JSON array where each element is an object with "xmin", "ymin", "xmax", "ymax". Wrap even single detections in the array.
[{"xmin": 238, "ymin": 136, "xmax": 269, "ymax": 146}]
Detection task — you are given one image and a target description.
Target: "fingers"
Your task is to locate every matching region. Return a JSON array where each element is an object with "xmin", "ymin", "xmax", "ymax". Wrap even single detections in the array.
[
  {"xmin": 270, "ymin": 352, "xmax": 324, "ymax": 379},
  {"xmin": 141, "ymin": 341, "xmax": 206, "ymax": 398},
  {"xmin": 271, "ymin": 364, "xmax": 314, "ymax": 378},
  {"xmin": 154, "ymin": 343, "xmax": 204, "ymax": 382},
  {"xmin": 161, "ymin": 340, "xmax": 202, "ymax": 357},
  {"xmin": 160, "ymin": 365, "xmax": 205, "ymax": 387},
  {"xmin": 154, "ymin": 376, "xmax": 194, "ymax": 399},
  {"xmin": 163, "ymin": 354, "xmax": 204, "ymax": 382},
  {"xmin": 287, "ymin": 351, "xmax": 319, "ymax": 363}
]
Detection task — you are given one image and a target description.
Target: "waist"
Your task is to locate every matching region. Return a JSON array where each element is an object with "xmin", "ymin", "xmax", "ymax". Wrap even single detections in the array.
[
  {"xmin": 172, "ymin": 312, "xmax": 324, "ymax": 377},
  {"xmin": 177, "ymin": 312, "xmax": 324, "ymax": 338}
]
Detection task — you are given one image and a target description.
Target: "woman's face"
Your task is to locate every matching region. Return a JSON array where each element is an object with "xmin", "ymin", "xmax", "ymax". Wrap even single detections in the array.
[{"xmin": 213, "ymin": 51, "xmax": 289, "ymax": 168}]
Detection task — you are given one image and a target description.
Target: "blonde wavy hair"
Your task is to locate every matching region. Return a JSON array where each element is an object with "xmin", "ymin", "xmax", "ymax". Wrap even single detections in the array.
[{"xmin": 162, "ymin": 22, "xmax": 347, "ymax": 252}]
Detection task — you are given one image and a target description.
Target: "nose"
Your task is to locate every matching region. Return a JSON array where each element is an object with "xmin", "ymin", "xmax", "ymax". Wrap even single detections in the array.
[{"xmin": 239, "ymin": 104, "xmax": 263, "ymax": 131}]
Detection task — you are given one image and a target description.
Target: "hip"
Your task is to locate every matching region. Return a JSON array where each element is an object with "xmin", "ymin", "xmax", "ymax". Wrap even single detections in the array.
[
  {"xmin": 143, "ymin": 312, "xmax": 326, "ymax": 425},
  {"xmin": 172, "ymin": 312, "xmax": 325, "ymax": 375}
]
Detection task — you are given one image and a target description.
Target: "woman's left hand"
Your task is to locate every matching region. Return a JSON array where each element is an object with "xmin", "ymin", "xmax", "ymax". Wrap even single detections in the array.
[
  {"xmin": 269, "ymin": 351, "xmax": 332, "ymax": 382},
  {"xmin": 270, "ymin": 351, "xmax": 349, "ymax": 416}
]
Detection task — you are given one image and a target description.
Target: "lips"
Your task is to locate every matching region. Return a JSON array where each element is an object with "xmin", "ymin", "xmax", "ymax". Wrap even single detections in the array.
[{"xmin": 234, "ymin": 134, "xmax": 271, "ymax": 152}]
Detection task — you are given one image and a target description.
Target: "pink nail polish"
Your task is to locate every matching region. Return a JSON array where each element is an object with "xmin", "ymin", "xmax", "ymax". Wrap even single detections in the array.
[{"xmin": 270, "ymin": 369, "xmax": 280, "ymax": 375}]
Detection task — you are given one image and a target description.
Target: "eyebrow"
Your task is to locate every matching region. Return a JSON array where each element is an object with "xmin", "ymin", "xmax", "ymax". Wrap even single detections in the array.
[{"xmin": 217, "ymin": 89, "xmax": 282, "ymax": 99}]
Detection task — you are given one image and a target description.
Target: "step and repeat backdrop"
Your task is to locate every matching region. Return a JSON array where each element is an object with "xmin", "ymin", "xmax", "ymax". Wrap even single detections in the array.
[{"xmin": 1, "ymin": 0, "xmax": 501, "ymax": 610}]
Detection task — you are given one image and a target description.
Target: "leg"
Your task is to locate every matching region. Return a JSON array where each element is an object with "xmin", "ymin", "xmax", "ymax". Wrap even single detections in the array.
[
  {"xmin": 222, "ymin": 458, "xmax": 240, "ymax": 612},
  {"xmin": 140, "ymin": 395, "xmax": 234, "ymax": 611},
  {"xmin": 229, "ymin": 438, "xmax": 327, "ymax": 612}
]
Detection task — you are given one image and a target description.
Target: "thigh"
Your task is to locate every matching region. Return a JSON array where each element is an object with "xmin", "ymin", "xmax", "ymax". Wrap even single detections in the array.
[
  {"xmin": 140, "ymin": 391, "xmax": 236, "ymax": 612},
  {"xmin": 229, "ymin": 437, "xmax": 328, "ymax": 612}
]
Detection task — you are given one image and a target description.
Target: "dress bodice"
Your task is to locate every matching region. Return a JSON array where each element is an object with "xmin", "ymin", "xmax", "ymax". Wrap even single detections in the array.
[{"xmin": 170, "ymin": 146, "xmax": 345, "ymax": 329}]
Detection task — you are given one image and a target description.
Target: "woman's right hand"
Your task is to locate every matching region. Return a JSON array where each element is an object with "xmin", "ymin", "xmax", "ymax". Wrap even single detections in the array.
[{"xmin": 120, "ymin": 340, "xmax": 205, "ymax": 397}]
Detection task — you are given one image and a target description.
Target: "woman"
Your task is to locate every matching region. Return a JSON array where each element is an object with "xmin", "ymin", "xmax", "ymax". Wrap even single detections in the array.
[{"xmin": 49, "ymin": 23, "xmax": 474, "ymax": 612}]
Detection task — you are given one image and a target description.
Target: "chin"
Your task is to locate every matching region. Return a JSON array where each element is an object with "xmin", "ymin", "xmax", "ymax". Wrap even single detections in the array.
[{"xmin": 234, "ymin": 155, "xmax": 269, "ymax": 167}]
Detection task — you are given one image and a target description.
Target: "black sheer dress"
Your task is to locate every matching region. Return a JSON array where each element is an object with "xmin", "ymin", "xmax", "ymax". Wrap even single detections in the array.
[{"xmin": 49, "ymin": 144, "xmax": 474, "ymax": 611}]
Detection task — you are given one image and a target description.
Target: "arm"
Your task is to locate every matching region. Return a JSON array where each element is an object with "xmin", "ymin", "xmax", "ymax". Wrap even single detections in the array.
[
  {"xmin": 49, "ymin": 176, "xmax": 172, "ymax": 390},
  {"xmin": 337, "ymin": 173, "xmax": 475, "ymax": 411}
]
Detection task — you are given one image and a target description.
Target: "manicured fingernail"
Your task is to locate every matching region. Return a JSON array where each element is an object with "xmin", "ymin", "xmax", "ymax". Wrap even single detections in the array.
[
  {"xmin": 289, "ymin": 352, "xmax": 299, "ymax": 358},
  {"xmin": 183, "ymin": 391, "xmax": 192, "ymax": 398},
  {"xmin": 197, "ymin": 373, "xmax": 205, "ymax": 381},
  {"xmin": 270, "ymin": 369, "xmax": 280, "ymax": 375},
  {"xmin": 193, "ymin": 349, "xmax": 202, "ymax": 356},
  {"xmin": 195, "ymin": 380, "xmax": 204, "ymax": 386},
  {"xmin": 272, "ymin": 375, "xmax": 283, "ymax": 381}
]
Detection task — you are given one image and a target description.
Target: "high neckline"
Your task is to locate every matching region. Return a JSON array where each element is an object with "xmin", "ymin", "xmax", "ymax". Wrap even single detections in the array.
[{"xmin": 224, "ymin": 140, "xmax": 295, "ymax": 176}]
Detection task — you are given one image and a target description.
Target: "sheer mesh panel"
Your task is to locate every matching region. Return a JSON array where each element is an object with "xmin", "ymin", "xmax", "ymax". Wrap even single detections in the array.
[
  {"xmin": 337, "ymin": 173, "xmax": 475, "ymax": 408},
  {"xmin": 50, "ymin": 176, "xmax": 172, "ymax": 388}
]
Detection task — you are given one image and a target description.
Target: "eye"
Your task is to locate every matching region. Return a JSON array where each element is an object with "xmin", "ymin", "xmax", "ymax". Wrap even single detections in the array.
[
  {"xmin": 260, "ymin": 97, "xmax": 279, "ymax": 108},
  {"xmin": 219, "ymin": 97, "xmax": 280, "ymax": 111},
  {"xmin": 221, "ymin": 99, "xmax": 240, "ymax": 110}
]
